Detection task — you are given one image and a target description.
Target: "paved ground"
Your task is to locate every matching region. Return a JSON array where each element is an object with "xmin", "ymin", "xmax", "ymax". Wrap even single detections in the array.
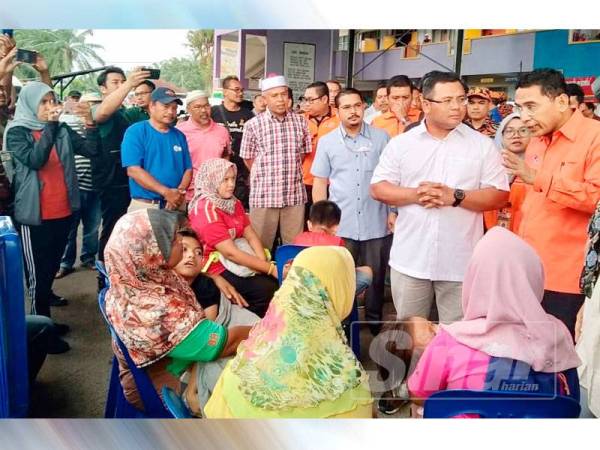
[{"xmin": 27, "ymin": 260, "xmax": 408, "ymax": 418}]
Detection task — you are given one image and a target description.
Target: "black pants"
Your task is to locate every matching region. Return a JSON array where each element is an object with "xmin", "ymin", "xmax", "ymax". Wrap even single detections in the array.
[
  {"xmin": 98, "ymin": 186, "xmax": 130, "ymax": 262},
  {"xmin": 345, "ymin": 235, "xmax": 393, "ymax": 325},
  {"xmin": 542, "ymin": 290, "xmax": 585, "ymax": 341},
  {"xmin": 221, "ymin": 270, "xmax": 278, "ymax": 318},
  {"xmin": 19, "ymin": 216, "xmax": 72, "ymax": 317},
  {"xmin": 26, "ymin": 314, "xmax": 56, "ymax": 383}
]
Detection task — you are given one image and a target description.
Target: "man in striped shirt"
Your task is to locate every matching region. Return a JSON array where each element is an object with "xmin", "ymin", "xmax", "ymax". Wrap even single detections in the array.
[
  {"xmin": 240, "ymin": 75, "xmax": 311, "ymax": 250},
  {"xmin": 56, "ymin": 92, "xmax": 102, "ymax": 278}
]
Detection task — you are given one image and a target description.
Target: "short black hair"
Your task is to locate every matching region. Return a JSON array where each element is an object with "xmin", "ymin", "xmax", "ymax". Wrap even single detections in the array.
[
  {"xmin": 306, "ymin": 81, "xmax": 329, "ymax": 101},
  {"xmin": 222, "ymin": 75, "xmax": 240, "ymax": 90},
  {"xmin": 137, "ymin": 80, "xmax": 156, "ymax": 91},
  {"xmin": 177, "ymin": 228, "xmax": 199, "ymax": 239},
  {"xmin": 97, "ymin": 66, "xmax": 126, "ymax": 87},
  {"xmin": 386, "ymin": 75, "xmax": 414, "ymax": 95},
  {"xmin": 309, "ymin": 200, "xmax": 341, "ymax": 227},
  {"xmin": 373, "ymin": 81, "xmax": 387, "ymax": 97},
  {"xmin": 420, "ymin": 71, "xmax": 468, "ymax": 99},
  {"xmin": 67, "ymin": 90, "xmax": 81, "ymax": 99},
  {"xmin": 516, "ymin": 68, "xmax": 567, "ymax": 99},
  {"xmin": 584, "ymin": 102, "xmax": 596, "ymax": 112},
  {"xmin": 288, "ymin": 87, "xmax": 294, "ymax": 107},
  {"xmin": 326, "ymin": 79, "xmax": 342, "ymax": 89},
  {"xmin": 566, "ymin": 83, "xmax": 585, "ymax": 105},
  {"xmin": 335, "ymin": 87, "xmax": 364, "ymax": 108}
]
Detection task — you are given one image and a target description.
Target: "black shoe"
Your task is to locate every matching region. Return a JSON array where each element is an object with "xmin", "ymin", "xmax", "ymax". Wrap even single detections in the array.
[
  {"xmin": 377, "ymin": 396, "xmax": 406, "ymax": 416},
  {"xmin": 49, "ymin": 296, "xmax": 69, "ymax": 307},
  {"xmin": 54, "ymin": 322, "xmax": 71, "ymax": 336},
  {"xmin": 46, "ymin": 337, "xmax": 71, "ymax": 354}
]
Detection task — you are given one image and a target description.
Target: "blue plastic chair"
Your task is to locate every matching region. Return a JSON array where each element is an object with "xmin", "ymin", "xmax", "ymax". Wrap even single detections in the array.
[
  {"xmin": 274, "ymin": 244, "xmax": 361, "ymax": 358},
  {"xmin": 96, "ymin": 261, "xmax": 173, "ymax": 418},
  {"xmin": 423, "ymin": 389, "xmax": 581, "ymax": 418},
  {"xmin": 162, "ymin": 386, "xmax": 193, "ymax": 419},
  {"xmin": 0, "ymin": 216, "xmax": 29, "ymax": 418}
]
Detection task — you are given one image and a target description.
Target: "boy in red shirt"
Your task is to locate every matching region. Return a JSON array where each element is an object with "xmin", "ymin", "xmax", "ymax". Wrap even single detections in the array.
[{"xmin": 293, "ymin": 200, "xmax": 372, "ymax": 296}]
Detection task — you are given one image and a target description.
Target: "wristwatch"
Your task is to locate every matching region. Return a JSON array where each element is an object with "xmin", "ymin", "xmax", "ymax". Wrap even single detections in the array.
[{"xmin": 452, "ymin": 189, "xmax": 465, "ymax": 207}]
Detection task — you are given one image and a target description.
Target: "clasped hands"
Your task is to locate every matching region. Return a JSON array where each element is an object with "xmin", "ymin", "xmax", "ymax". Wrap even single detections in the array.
[{"xmin": 415, "ymin": 182, "xmax": 455, "ymax": 208}]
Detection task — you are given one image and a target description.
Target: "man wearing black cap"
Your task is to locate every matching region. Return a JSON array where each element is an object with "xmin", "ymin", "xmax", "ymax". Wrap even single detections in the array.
[{"xmin": 122, "ymin": 87, "xmax": 193, "ymax": 211}]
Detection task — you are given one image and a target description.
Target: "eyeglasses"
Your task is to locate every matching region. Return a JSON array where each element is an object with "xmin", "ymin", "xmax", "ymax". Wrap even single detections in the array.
[
  {"xmin": 134, "ymin": 90, "xmax": 152, "ymax": 97},
  {"xmin": 514, "ymin": 104, "xmax": 539, "ymax": 116},
  {"xmin": 503, "ymin": 127, "xmax": 531, "ymax": 138},
  {"xmin": 225, "ymin": 87, "xmax": 244, "ymax": 93},
  {"xmin": 300, "ymin": 96, "xmax": 324, "ymax": 104},
  {"xmin": 424, "ymin": 96, "xmax": 468, "ymax": 107}
]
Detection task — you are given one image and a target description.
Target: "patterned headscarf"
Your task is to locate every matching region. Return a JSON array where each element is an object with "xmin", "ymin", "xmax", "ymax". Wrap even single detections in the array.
[
  {"xmin": 217, "ymin": 246, "xmax": 372, "ymax": 415},
  {"xmin": 581, "ymin": 201, "xmax": 600, "ymax": 298},
  {"xmin": 104, "ymin": 209, "xmax": 205, "ymax": 368},
  {"xmin": 189, "ymin": 158, "xmax": 237, "ymax": 215}
]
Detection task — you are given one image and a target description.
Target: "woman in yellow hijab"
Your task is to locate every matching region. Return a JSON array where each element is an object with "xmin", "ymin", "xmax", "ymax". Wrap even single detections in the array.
[{"xmin": 204, "ymin": 246, "xmax": 373, "ymax": 418}]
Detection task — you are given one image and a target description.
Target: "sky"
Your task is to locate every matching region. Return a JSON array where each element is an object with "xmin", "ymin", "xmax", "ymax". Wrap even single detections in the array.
[{"xmin": 88, "ymin": 29, "xmax": 194, "ymax": 71}]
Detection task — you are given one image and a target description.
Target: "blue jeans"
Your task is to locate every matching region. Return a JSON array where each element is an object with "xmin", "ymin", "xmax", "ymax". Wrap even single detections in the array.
[{"xmin": 60, "ymin": 190, "xmax": 101, "ymax": 269}]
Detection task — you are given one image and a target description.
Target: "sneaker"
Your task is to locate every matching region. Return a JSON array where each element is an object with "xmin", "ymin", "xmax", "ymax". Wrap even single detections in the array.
[
  {"xmin": 80, "ymin": 260, "xmax": 96, "ymax": 270},
  {"xmin": 46, "ymin": 337, "xmax": 71, "ymax": 354},
  {"xmin": 53, "ymin": 322, "xmax": 71, "ymax": 336},
  {"xmin": 377, "ymin": 396, "xmax": 405, "ymax": 415},
  {"xmin": 55, "ymin": 267, "xmax": 75, "ymax": 279},
  {"xmin": 49, "ymin": 293, "xmax": 69, "ymax": 307}
]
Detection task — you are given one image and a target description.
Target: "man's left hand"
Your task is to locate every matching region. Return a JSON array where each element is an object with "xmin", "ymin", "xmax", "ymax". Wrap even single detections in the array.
[
  {"xmin": 416, "ymin": 182, "xmax": 455, "ymax": 208},
  {"xmin": 502, "ymin": 150, "xmax": 536, "ymax": 185}
]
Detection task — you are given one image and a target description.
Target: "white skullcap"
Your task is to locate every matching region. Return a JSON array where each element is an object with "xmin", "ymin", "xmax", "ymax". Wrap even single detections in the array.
[
  {"xmin": 185, "ymin": 90, "xmax": 209, "ymax": 105},
  {"xmin": 260, "ymin": 75, "xmax": 287, "ymax": 92}
]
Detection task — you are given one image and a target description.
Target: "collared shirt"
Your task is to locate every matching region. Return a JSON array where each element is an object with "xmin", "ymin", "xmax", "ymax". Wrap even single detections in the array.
[
  {"xmin": 371, "ymin": 107, "xmax": 421, "ymax": 138},
  {"xmin": 312, "ymin": 122, "xmax": 391, "ymax": 241},
  {"xmin": 464, "ymin": 117, "xmax": 498, "ymax": 138},
  {"xmin": 240, "ymin": 108, "xmax": 311, "ymax": 208},
  {"xmin": 177, "ymin": 118, "xmax": 231, "ymax": 200},
  {"xmin": 519, "ymin": 110, "xmax": 600, "ymax": 293},
  {"xmin": 302, "ymin": 109, "xmax": 339, "ymax": 185},
  {"xmin": 371, "ymin": 121, "xmax": 509, "ymax": 281}
]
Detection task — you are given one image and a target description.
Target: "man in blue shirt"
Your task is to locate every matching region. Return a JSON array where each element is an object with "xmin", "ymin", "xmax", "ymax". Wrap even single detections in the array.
[
  {"xmin": 311, "ymin": 88, "xmax": 392, "ymax": 331},
  {"xmin": 122, "ymin": 87, "xmax": 193, "ymax": 211}
]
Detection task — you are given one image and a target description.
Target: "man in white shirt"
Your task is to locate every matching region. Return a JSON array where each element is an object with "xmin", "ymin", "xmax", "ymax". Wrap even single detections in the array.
[
  {"xmin": 370, "ymin": 70, "xmax": 509, "ymax": 324},
  {"xmin": 364, "ymin": 82, "xmax": 389, "ymax": 125}
]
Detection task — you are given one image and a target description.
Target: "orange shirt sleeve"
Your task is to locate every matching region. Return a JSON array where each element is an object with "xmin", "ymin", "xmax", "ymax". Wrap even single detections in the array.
[{"xmin": 534, "ymin": 141, "xmax": 600, "ymax": 214}]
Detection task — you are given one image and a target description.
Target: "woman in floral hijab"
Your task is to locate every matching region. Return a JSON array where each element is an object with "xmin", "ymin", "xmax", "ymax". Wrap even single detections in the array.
[
  {"xmin": 204, "ymin": 246, "xmax": 373, "ymax": 418},
  {"xmin": 104, "ymin": 209, "xmax": 251, "ymax": 374}
]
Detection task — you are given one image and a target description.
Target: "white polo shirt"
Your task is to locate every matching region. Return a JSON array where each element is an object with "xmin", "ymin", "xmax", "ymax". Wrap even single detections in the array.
[{"xmin": 371, "ymin": 121, "xmax": 509, "ymax": 282}]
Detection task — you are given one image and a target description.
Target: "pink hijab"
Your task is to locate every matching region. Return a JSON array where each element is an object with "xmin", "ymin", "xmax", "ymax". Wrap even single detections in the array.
[{"xmin": 443, "ymin": 227, "xmax": 580, "ymax": 373}]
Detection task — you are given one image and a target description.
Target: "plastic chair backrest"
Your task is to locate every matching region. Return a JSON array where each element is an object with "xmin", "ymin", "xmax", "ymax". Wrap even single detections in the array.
[
  {"xmin": 0, "ymin": 216, "xmax": 29, "ymax": 418},
  {"xmin": 162, "ymin": 386, "xmax": 193, "ymax": 419},
  {"xmin": 96, "ymin": 261, "xmax": 172, "ymax": 418},
  {"xmin": 274, "ymin": 244, "xmax": 307, "ymax": 285},
  {"xmin": 423, "ymin": 389, "xmax": 581, "ymax": 418}
]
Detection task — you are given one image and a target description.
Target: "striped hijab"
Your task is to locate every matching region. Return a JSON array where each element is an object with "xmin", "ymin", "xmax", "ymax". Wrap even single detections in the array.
[{"xmin": 189, "ymin": 158, "xmax": 238, "ymax": 215}]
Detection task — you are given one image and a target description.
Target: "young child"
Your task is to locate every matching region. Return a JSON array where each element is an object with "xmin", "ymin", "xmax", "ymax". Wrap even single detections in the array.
[
  {"xmin": 293, "ymin": 200, "xmax": 373, "ymax": 299},
  {"xmin": 173, "ymin": 229, "xmax": 251, "ymax": 321}
]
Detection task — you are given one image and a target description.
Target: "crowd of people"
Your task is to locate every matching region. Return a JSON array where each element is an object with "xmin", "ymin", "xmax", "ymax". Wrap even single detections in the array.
[{"xmin": 3, "ymin": 30, "xmax": 600, "ymax": 418}]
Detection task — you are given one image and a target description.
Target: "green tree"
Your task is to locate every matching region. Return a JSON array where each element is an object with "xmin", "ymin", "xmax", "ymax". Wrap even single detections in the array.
[
  {"xmin": 156, "ymin": 57, "xmax": 208, "ymax": 91},
  {"xmin": 185, "ymin": 30, "xmax": 214, "ymax": 93},
  {"xmin": 13, "ymin": 29, "xmax": 104, "ymax": 80}
]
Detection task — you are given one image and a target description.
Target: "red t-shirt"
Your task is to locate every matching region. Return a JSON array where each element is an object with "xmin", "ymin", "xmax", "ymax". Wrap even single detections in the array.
[
  {"xmin": 293, "ymin": 231, "xmax": 345, "ymax": 247},
  {"xmin": 32, "ymin": 130, "xmax": 71, "ymax": 220},
  {"xmin": 189, "ymin": 197, "xmax": 250, "ymax": 275}
]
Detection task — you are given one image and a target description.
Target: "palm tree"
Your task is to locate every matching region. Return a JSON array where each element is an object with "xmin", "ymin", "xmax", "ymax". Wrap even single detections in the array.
[{"xmin": 14, "ymin": 29, "xmax": 105, "ymax": 76}]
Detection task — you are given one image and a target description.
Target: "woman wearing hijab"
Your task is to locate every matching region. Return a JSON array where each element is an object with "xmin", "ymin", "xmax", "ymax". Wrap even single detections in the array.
[
  {"xmin": 204, "ymin": 246, "xmax": 373, "ymax": 418},
  {"xmin": 577, "ymin": 201, "xmax": 600, "ymax": 417},
  {"xmin": 3, "ymin": 82, "xmax": 99, "ymax": 329},
  {"xmin": 408, "ymin": 227, "xmax": 581, "ymax": 413},
  {"xmin": 188, "ymin": 158, "xmax": 278, "ymax": 318},
  {"xmin": 104, "ymin": 209, "xmax": 253, "ymax": 410},
  {"xmin": 484, "ymin": 113, "xmax": 531, "ymax": 232}
]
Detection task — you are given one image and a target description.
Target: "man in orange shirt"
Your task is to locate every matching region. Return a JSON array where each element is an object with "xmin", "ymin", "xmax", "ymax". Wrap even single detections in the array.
[
  {"xmin": 302, "ymin": 81, "xmax": 340, "ymax": 215},
  {"xmin": 503, "ymin": 68, "xmax": 600, "ymax": 338},
  {"xmin": 372, "ymin": 75, "xmax": 418, "ymax": 138}
]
